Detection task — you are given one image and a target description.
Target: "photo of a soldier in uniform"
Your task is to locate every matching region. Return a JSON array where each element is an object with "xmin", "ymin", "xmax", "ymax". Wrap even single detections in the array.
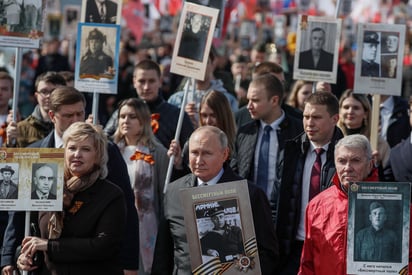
[
  {"xmin": 79, "ymin": 27, "xmax": 114, "ymax": 77},
  {"xmin": 84, "ymin": 0, "xmax": 118, "ymax": 24},
  {"xmin": 361, "ymin": 31, "xmax": 380, "ymax": 77},
  {"xmin": 31, "ymin": 163, "xmax": 57, "ymax": 200},
  {"xmin": 354, "ymin": 201, "xmax": 401, "ymax": 262},
  {"xmin": 177, "ymin": 12, "xmax": 210, "ymax": 62},
  {"xmin": 0, "ymin": 164, "xmax": 18, "ymax": 200},
  {"xmin": 199, "ymin": 203, "xmax": 245, "ymax": 263}
]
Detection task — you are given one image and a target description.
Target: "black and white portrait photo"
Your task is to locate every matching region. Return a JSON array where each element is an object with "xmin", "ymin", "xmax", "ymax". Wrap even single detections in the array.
[
  {"xmin": 0, "ymin": 0, "xmax": 42, "ymax": 34},
  {"xmin": 84, "ymin": 0, "xmax": 118, "ymax": 24},
  {"xmin": 31, "ymin": 163, "xmax": 57, "ymax": 200},
  {"xmin": 298, "ymin": 25, "xmax": 335, "ymax": 71},
  {"xmin": 0, "ymin": 164, "xmax": 19, "ymax": 200},
  {"xmin": 361, "ymin": 31, "xmax": 381, "ymax": 77},
  {"xmin": 177, "ymin": 12, "xmax": 211, "ymax": 62},
  {"xmin": 354, "ymin": 200, "xmax": 402, "ymax": 263},
  {"xmin": 195, "ymin": 200, "xmax": 245, "ymax": 263}
]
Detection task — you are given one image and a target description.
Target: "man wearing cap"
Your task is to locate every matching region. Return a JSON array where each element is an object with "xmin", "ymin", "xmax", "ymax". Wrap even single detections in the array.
[
  {"xmin": 0, "ymin": 165, "xmax": 18, "ymax": 200},
  {"xmin": 200, "ymin": 205, "xmax": 244, "ymax": 263},
  {"xmin": 298, "ymin": 27, "xmax": 334, "ymax": 71},
  {"xmin": 79, "ymin": 28, "xmax": 113, "ymax": 76},
  {"xmin": 354, "ymin": 201, "xmax": 399, "ymax": 262},
  {"xmin": 361, "ymin": 31, "xmax": 380, "ymax": 77}
]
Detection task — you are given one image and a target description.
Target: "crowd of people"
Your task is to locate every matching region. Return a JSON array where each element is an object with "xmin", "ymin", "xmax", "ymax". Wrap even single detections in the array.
[{"xmin": 0, "ymin": 1, "xmax": 412, "ymax": 274}]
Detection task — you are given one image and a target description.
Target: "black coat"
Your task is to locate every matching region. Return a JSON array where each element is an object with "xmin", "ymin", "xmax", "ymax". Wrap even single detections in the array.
[
  {"xmin": 85, "ymin": 0, "xmax": 118, "ymax": 24},
  {"xmin": 298, "ymin": 49, "xmax": 334, "ymax": 71},
  {"xmin": 276, "ymin": 127, "xmax": 343, "ymax": 262},
  {"xmin": 152, "ymin": 165, "xmax": 279, "ymax": 275},
  {"xmin": 385, "ymin": 96, "xmax": 411, "ymax": 148},
  {"xmin": 230, "ymin": 114, "xmax": 303, "ymax": 224}
]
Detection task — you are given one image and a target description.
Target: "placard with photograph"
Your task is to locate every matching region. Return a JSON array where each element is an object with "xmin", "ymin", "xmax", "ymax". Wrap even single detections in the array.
[
  {"xmin": 81, "ymin": 0, "xmax": 122, "ymax": 25},
  {"xmin": 170, "ymin": 2, "xmax": 219, "ymax": 81},
  {"xmin": 0, "ymin": 0, "xmax": 46, "ymax": 48},
  {"xmin": 293, "ymin": 15, "xmax": 342, "ymax": 83},
  {"xmin": 347, "ymin": 181, "xmax": 410, "ymax": 275},
  {"xmin": 180, "ymin": 180, "xmax": 261, "ymax": 274},
  {"xmin": 353, "ymin": 23, "xmax": 406, "ymax": 96},
  {"xmin": 74, "ymin": 22, "xmax": 120, "ymax": 94},
  {"xmin": 62, "ymin": 5, "xmax": 81, "ymax": 38},
  {"xmin": 0, "ymin": 148, "xmax": 64, "ymax": 211}
]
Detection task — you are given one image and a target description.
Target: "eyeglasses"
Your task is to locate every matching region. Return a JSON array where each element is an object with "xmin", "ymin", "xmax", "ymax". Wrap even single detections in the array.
[{"xmin": 37, "ymin": 88, "xmax": 55, "ymax": 96}]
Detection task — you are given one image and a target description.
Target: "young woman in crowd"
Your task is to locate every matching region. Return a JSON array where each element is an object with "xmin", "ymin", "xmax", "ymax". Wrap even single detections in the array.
[{"xmin": 113, "ymin": 98, "xmax": 168, "ymax": 275}]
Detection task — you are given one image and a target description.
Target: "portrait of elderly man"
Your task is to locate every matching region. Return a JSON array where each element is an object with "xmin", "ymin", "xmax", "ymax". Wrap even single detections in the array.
[
  {"xmin": 200, "ymin": 204, "xmax": 244, "ymax": 263},
  {"xmin": 85, "ymin": 0, "xmax": 118, "ymax": 24},
  {"xmin": 0, "ymin": 165, "xmax": 18, "ymax": 200},
  {"xmin": 361, "ymin": 31, "xmax": 380, "ymax": 77},
  {"xmin": 31, "ymin": 163, "xmax": 57, "ymax": 200},
  {"xmin": 298, "ymin": 27, "xmax": 334, "ymax": 71},
  {"xmin": 382, "ymin": 32, "xmax": 399, "ymax": 54},
  {"xmin": 79, "ymin": 28, "xmax": 114, "ymax": 76},
  {"xmin": 177, "ymin": 12, "xmax": 209, "ymax": 62},
  {"xmin": 299, "ymin": 134, "xmax": 378, "ymax": 275},
  {"xmin": 354, "ymin": 201, "xmax": 399, "ymax": 262}
]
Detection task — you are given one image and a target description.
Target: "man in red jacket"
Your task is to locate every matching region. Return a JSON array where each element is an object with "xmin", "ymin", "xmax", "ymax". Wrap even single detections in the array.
[{"xmin": 299, "ymin": 134, "xmax": 377, "ymax": 275}]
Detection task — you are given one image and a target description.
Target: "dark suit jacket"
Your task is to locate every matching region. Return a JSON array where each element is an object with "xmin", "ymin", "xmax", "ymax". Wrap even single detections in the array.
[
  {"xmin": 298, "ymin": 49, "xmax": 334, "ymax": 71},
  {"xmin": 31, "ymin": 191, "xmax": 56, "ymax": 200},
  {"xmin": 85, "ymin": 0, "xmax": 117, "ymax": 24},
  {"xmin": 152, "ymin": 165, "xmax": 279, "ymax": 275},
  {"xmin": 0, "ymin": 181, "xmax": 18, "ymax": 200},
  {"xmin": 1, "ymin": 131, "xmax": 139, "ymax": 270}
]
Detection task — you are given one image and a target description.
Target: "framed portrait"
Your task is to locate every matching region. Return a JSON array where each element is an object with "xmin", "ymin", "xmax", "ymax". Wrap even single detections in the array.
[
  {"xmin": 62, "ymin": 4, "xmax": 81, "ymax": 38},
  {"xmin": 74, "ymin": 22, "xmax": 120, "ymax": 94},
  {"xmin": 354, "ymin": 23, "xmax": 406, "ymax": 96},
  {"xmin": 180, "ymin": 180, "xmax": 262, "ymax": 274},
  {"xmin": 81, "ymin": 0, "xmax": 122, "ymax": 25},
  {"xmin": 0, "ymin": 0, "xmax": 46, "ymax": 48},
  {"xmin": 0, "ymin": 148, "xmax": 64, "ymax": 211},
  {"xmin": 171, "ymin": 2, "xmax": 219, "ymax": 81},
  {"xmin": 293, "ymin": 15, "xmax": 342, "ymax": 83},
  {"xmin": 347, "ymin": 181, "xmax": 410, "ymax": 275}
]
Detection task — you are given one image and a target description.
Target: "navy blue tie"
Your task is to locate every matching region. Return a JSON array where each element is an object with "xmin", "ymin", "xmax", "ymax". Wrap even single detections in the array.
[{"xmin": 257, "ymin": 125, "xmax": 272, "ymax": 192}]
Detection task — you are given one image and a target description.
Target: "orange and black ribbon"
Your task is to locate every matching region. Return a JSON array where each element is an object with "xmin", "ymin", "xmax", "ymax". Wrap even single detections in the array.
[
  {"xmin": 151, "ymin": 113, "xmax": 160, "ymax": 134},
  {"xmin": 130, "ymin": 151, "xmax": 155, "ymax": 165}
]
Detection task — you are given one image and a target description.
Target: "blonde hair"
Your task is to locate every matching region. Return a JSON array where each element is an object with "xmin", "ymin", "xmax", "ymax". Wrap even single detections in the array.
[{"xmin": 63, "ymin": 122, "xmax": 108, "ymax": 179}]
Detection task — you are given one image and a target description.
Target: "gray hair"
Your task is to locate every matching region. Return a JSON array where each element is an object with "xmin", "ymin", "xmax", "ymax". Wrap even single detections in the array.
[
  {"xmin": 190, "ymin": 125, "xmax": 228, "ymax": 150},
  {"xmin": 334, "ymin": 134, "xmax": 372, "ymax": 161}
]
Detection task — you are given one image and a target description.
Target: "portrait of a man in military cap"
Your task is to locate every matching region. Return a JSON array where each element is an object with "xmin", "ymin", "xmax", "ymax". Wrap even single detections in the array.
[
  {"xmin": 79, "ymin": 27, "xmax": 114, "ymax": 77},
  {"xmin": 361, "ymin": 31, "xmax": 380, "ymax": 77},
  {"xmin": 0, "ymin": 164, "xmax": 18, "ymax": 200},
  {"xmin": 199, "ymin": 203, "xmax": 245, "ymax": 263}
]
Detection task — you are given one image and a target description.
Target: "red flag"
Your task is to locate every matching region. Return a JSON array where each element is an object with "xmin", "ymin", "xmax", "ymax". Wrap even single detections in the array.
[
  {"xmin": 241, "ymin": 0, "xmax": 257, "ymax": 20},
  {"xmin": 222, "ymin": 0, "xmax": 240, "ymax": 38},
  {"xmin": 168, "ymin": 0, "xmax": 182, "ymax": 16},
  {"xmin": 122, "ymin": 0, "xmax": 145, "ymax": 44}
]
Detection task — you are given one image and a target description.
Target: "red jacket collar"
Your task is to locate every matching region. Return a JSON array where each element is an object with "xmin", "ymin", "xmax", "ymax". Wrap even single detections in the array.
[{"xmin": 332, "ymin": 167, "xmax": 379, "ymax": 192}]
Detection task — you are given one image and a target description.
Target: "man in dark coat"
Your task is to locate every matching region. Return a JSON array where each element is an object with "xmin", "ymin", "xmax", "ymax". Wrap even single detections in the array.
[
  {"xmin": 177, "ymin": 13, "xmax": 208, "ymax": 62},
  {"xmin": 276, "ymin": 91, "xmax": 343, "ymax": 275},
  {"xmin": 0, "ymin": 165, "xmax": 18, "ymax": 200},
  {"xmin": 152, "ymin": 126, "xmax": 279, "ymax": 275},
  {"xmin": 104, "ymin": 60, "xmax": 194, "ymax": 149},
  {"xmin": 31, "ymin": 164, "xmax": 57, "ymax": 200},
  {"xmin": 85, "ymin": 0, "xmax": 118, "ymax": 24},
  {"xmin": 298, "ymin": 27, "xmax": 334, "ymax": 71},
  {"xmin": 231, "ymin": 74, "xmax": 303, "ymax": 225},
  {"xmin": 361, "ymin": 31, "xmax": 380, "ymax": 77},
  {"xmin": 1, "ymin": 87, "xmax": 139, "ymax": 275}
]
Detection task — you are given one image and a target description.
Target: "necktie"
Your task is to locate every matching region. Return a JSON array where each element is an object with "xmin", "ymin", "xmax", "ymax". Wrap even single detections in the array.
[
  {"xmin": 309, "ymin": 148, "xmax": 324, "ymax": 200},
  {"xmin": 100, "ymin": 3, "xmax": 106, "ymax": 22},
  {"xmin": 257, "ymin": 125, "xmax": 272, "ymax": 192}
]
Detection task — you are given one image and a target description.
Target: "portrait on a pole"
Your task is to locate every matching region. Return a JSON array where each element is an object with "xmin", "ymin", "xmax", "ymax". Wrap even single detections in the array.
[
  {"xmin": 293, "ymin": 15, "xmax": 342, "ymax": 83},
  {"xmin": 354, "ymin": 23, "xmax": 406, "ymax": 96},
  {"xmin": 170, "ymin": 2, "xmax": 218, "ymax": 81}
]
